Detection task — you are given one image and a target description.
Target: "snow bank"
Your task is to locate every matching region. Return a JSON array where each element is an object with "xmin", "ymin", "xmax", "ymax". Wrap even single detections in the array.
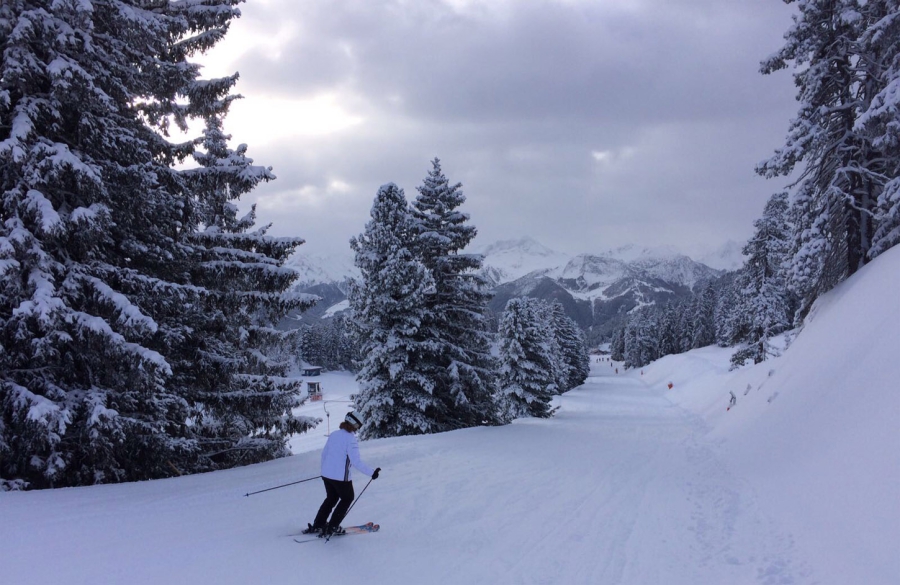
[{"xmin": 651, "ymin": 245, "xmax": 900, "ymax": 583}]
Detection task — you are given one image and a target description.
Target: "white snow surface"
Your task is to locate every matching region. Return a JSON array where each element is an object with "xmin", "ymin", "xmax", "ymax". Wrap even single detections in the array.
[
  {"xmin": 322, "ymin": 298, "xmax": 350, "ymax": 318},
  {"xmin": 2, "ymin": 248, "xmax": 898, "ymax": 584}
]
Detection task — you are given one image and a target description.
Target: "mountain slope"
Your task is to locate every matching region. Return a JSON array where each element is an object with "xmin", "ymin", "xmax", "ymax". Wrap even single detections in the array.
[
  {"xmin": 473, "ymin": 236, "xmax": 571, "ymax": 286},
  {"xmin": 283, "ymin": 250, "xmax": 357, "ymax": 287},
  {"xmin": 282, "ymin": 239, "xmax": 722, "ymax": 335},
  {"xmin": 489, "ymin": 243, "xmax": 720, "ymax": 336}
]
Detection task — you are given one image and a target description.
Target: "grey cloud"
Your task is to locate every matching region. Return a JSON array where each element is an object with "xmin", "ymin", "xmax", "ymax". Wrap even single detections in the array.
[
  {"xmin": 220, "ymin": 0, "xmax": 800, "ymax": 258},
  {"xmin": 236, "ymin": 0, "xmax": 792, "ymax": 123}
]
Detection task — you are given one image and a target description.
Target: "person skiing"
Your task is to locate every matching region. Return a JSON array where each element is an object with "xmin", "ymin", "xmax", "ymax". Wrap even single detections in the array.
[{"xmin": 303, "ymin": 411, "xmax": 380, "ymax": 537}]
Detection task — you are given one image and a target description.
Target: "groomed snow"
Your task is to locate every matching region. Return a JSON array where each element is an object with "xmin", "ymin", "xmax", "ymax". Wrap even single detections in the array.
[{"xmin": 1, "ymin": 248, "xmax": 897, "ymax": 584}]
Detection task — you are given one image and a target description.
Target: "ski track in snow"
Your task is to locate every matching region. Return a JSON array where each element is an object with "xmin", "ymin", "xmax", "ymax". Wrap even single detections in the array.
[{"xmin": 1, "ymin": 363, "xmax": 815, "ymax": 585}]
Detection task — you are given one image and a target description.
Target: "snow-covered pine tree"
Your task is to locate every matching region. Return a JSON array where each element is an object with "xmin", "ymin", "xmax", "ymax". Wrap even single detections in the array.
[
  {"xmin": 298, "ymin": 316, "xmax": 356, "ymax": 372},
  {"xmin": 350, "ymin": 184, "xmax": 438, "ymax": 439},
  {"xmin": 1, "ymin": 0, "xmax": 190, "ymax": 489},
  {"xmin": 857, "ymin": 1, "xmax": 900, "ymax": 259},
  {"xmin": 409, "ymin": 158, "xmax": 498, "ymax": 429},
  {"xmin": 641, "ymin": 310, "xmax": 662, "ymax": 366},
  {"xmin": 609, "ymin": 326, "xmax": 625, "ymax": 361},
  {"xmin": 299, "ymin": 324, "xmax": 325, "ymax": 369},
  {"xmin": 546, "ymin": 301, "xmax": 590, "ymax": 392},
  {"xmin": 676, "ymin": 300, "xmax": 695, "ymax": 354},
  {"xmin": 326, "ymin": 314, "xmax": 357, "ymax": 370},
  {"xmin": 657, "ymin": 302, "xmax": 681, "ymax": 356},
  {"xmin": 622, "ymin": 307, "xmax": 661, "ymax": 369},
  {"xmin": 759, "ymin": 0, "xmax": 899, "ymax": 314},
  {"xmin": 496, "ymin": 298, "xmax": 557, "ymax": 421},
  {"xmin": 179, "ymin": 114, "xmax": 316, "ymax": 469},
  {"xmin": 731, "ymin": 192, "xmax": 793, "ymax": 368},
  {"xmin": 535, "ymin": 300, "xmax": 565, "ymax": 393},
  {"xmin": 622, "ymin": 315, "xmax": 640, "ymax": 368},
  {"xmin": 0, "ymin": 1, "xmax": 308, "ymax": 489},
  {"xmin": 690, "ymin": 283, "xmax": 717, "ymax": 349},
  {"xmin": 714, "ymin": 271, "xmax": 750, "ymax": 347}
]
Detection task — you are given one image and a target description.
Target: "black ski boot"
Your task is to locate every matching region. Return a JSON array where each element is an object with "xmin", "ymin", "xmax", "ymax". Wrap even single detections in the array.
[{"xmin": 319, "ymin": 525, "xmax": 345, "ymax": 538}]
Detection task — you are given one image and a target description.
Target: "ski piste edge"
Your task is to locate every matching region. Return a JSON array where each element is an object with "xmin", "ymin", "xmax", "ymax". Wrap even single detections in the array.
[{"xmin": 293, "ymin": 522, "xmax": 380, "ymax": 544}]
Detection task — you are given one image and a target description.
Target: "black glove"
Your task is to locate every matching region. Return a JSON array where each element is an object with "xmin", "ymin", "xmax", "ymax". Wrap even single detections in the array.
[{"xmin": 372, "ymin": 467, "xmax": 381, "ymax": 480}]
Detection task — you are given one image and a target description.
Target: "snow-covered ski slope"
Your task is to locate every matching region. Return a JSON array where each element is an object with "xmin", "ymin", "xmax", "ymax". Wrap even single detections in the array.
[{"xmin": 2, "ymin": 247, "xmax": 898, "ymax": 585}]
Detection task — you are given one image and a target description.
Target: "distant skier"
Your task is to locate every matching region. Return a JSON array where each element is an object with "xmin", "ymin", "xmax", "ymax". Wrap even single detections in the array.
[{"xmin": 302, "ymin": 412, "xmax": 380, "ymax": 537}]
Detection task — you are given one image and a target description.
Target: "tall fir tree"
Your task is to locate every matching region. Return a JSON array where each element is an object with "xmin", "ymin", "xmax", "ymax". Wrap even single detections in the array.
[
  {"xmin": 731, "ymin": 193, "xmax": 793, "ymax": 367},
  {"xmin": 179, "ymin": 114, "xmax": 316, "ymax": 468},
  {"xmin": 408, "ymin": 158, "xmax": 498, "ymax": 430},
  {"xmin": 623, "ymin": 315, "xmax": 641, "ymax": 368},
  {"xmin": 857, "ymin": 1, "xmax": 900, "ymax": 259},
  {"xmin": 759, "ymin": 0, "xmax": 899, "ymax": 315},
  {"xmin": 690, "ymin": 283, "xmax": 717, "ymax": 349},
  {"xmin": 714, "ymin": 271, "xmax": 751, "ymax": 347},
  {"xmin": 0, "ymin": 1, "xmax": 310, "ymax": 489},
  {"xmin": 657, "ymin": 303, "xmax": 680, "ymax": 356},
  {"xmin": 609, "ymin": 326, "xmax": 625, "ymax": 361},
  {"xmin": 546, "ymin": 301, "xmax": 590, "ymax": 392},
  {"xmin": 496, "ymin": 298, "xmax": 557, "ymax": 421},
  {"xmin": 349, "ymin": 183, "xmax": 437, "ymax": 439}
]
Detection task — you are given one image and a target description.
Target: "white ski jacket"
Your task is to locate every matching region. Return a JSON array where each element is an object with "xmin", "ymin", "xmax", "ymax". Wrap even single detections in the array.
[{"xmin": 320, "ymin": 429, "xmax": 375, "ymax": 482}]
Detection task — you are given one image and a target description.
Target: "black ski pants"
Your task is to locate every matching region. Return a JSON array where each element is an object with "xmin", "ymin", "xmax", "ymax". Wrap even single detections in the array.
[{"xmin": 313, "ymin": 477, "xmax": 354, "ymax": 529}]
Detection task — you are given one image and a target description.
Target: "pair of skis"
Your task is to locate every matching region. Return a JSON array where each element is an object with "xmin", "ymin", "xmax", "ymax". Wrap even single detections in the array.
[{"xmin": 293, "ymin": 522, "xmax": 380, "ymax": 544}]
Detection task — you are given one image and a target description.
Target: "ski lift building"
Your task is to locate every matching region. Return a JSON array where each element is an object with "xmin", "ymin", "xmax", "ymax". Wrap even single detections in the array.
[
  {"xmin": 307, "ymin": 381, "xmax": 323, "ymax": 402},
  {"xmin": 301, "ymin": 366, "xmax": 323, "ymax": 376}
]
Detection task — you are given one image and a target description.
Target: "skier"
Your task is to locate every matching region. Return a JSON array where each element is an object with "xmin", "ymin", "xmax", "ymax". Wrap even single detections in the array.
[{"xmin": 303, "ymin": 412, "xmax": 380, "ymax": 537}]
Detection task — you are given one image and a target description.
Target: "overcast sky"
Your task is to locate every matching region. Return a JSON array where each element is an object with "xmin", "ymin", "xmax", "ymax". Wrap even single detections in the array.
[{"xmin": 199, "ymin": 0, "xmax": 800, "ymax": 259}]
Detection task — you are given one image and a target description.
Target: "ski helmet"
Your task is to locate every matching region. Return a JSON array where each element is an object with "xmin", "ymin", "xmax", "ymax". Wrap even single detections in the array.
[{"xmin": 344, "ymin": 411, "xmax": 363, "ymax": 430}]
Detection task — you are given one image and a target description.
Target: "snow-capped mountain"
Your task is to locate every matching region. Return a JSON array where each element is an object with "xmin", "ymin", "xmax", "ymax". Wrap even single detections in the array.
[
  {"xmin": 283, "ymin": 238, "xmax": 723, "ymax": 337},
  {"xmin": 472, "ymin": 237, "xmax": 571, "ymax": 286},
  {"xmin": 486, "ymin": 242, "xmax": 721, "ymax": 337},
  {"xmin": 547, "ymin": 245, "xmax": 715, "ymax": 296},
  {"xmin": 283, "ymin": 250, "xmax": 357, "ymax": 287},
  {"xmin": 696, "ymin": 240, "xmax": 746, "ymax": 271},
  {"xmin": 597, "ymin": 243, "xmax": 683, "ymax": 263},
  {"xmin": 277, "ymin": 250, "xmax": 357, "ymax": 327},
  {"xmin": 554, "ymin": 253, "xmax": 630, "ymax": 293}
]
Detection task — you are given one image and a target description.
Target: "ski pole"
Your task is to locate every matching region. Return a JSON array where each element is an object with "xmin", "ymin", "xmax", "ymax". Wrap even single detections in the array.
[
  {"xmin": 325, "ymin": 477, "xmax": 374, "ymax": 542},
  {"xmin": 244, "ymin": 475, "xmax": 321, "ymax": 497},
  {"xmin": 343, "ymin": 477, "xmax": 373, "ymax": 518}
]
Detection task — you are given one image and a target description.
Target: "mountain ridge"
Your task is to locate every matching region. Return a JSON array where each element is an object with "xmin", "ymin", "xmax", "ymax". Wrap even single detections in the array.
[{"xmin": 285, "ymin": 238, "xmax": 732, "ymax": 338}]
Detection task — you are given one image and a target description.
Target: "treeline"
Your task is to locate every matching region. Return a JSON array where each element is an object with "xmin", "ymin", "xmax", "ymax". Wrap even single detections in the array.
[
  {"xmin": 294, "ymin": 316, "xmax": 357, "ymax": 373},
  {"xmin": 613, "ymin": 1, "xmax": 898, "ymax": 371},
  {"xmin": 611, "ymin": 194, "xmax": 798, "ymax": 369}
]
